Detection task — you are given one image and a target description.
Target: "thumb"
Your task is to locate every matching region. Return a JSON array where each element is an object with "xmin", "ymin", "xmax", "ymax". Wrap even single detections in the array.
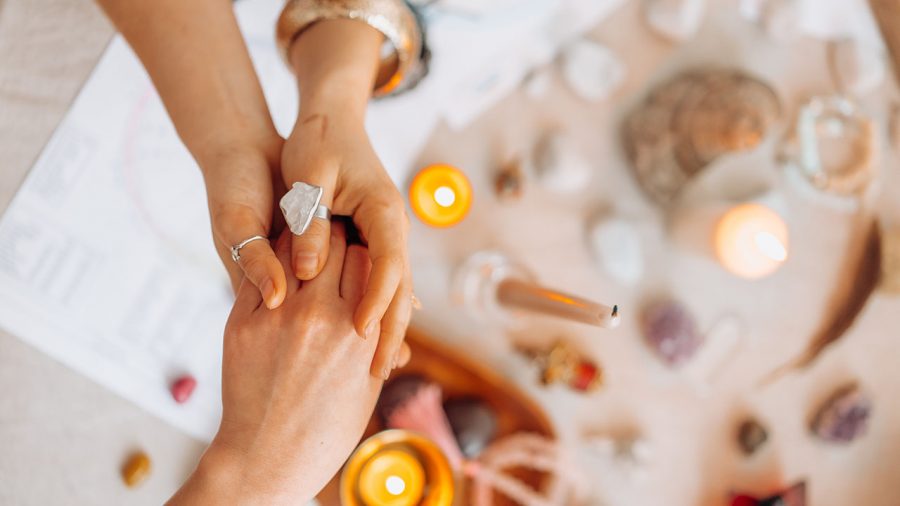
[{"xmin": 213, "ymin": 206, "xmax": 287, "ymax": 309}]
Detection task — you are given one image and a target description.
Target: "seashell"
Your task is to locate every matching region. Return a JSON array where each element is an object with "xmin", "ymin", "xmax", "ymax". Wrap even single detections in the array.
[
  {"xmin": 829, "ymin": 38, "xmax": 886, "ymax": 96},
  {"xmin": 560, "ymin": 39, "xmax": 626, "ymax": 102},
  {"xmin": 644, "ymin": 0, "xmax": 707, "ymax": 42},
  {"xmin": 531, "ymin": 132, "xmax": 593, "ymax": 193},
  {"xmin": 641, "ymin": 299, "xmax": 703, "ymax": 366},
  {"xmin": 622, "ymin": 69, "xmax": 781, "ymax": 205},
  {"xmin": 810, "ymin": 384, "xmax": 871, "ymax": 443}
]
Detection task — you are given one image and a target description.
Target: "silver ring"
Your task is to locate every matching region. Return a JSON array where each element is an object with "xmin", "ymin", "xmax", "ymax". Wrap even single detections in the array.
[
  {"xmin": 230, "ymin": 235, "xmax": 268, "ymax": 263},
  {"xmin": 280, "ymin": 182, "xmax": 332, "ymax": 236}
]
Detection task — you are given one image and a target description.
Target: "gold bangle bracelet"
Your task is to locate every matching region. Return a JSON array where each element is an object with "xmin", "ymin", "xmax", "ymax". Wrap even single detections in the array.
[{"xmin": 276, "ymin": 0, "xmax": 425, "ymax": 97}]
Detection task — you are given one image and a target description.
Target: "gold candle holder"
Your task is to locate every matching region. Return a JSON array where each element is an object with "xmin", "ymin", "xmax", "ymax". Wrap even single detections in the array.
[{"xmin": 341, "ymin": 430, "xmax": 455, "ymax": 506}]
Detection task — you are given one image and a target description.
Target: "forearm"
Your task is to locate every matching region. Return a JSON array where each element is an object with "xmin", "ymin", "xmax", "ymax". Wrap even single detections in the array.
[
  {"xmin": 289, "ymin": 19, "xmax": 384, "ymax": 123},
  {"xmin": 96, "ymin": 0, "xmax": 281, "ymax": 168}
]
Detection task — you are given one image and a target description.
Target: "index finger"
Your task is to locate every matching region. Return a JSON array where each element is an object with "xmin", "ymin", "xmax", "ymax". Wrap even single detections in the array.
[{"xmin": 353, "ymin": 200, "xmax": 408, "ymax": 338}]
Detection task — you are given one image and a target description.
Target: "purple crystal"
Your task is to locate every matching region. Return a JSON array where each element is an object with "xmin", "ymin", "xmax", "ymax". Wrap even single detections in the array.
[
  {"xmin": 811, "ymin": 384, "xmax": 871, "ymax": 443},
  {"xmin": 641, "ymin": 300, "xmax": 703, "ymax": 366}
]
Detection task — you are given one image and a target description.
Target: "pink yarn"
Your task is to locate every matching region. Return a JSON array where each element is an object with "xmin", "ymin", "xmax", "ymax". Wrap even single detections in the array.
[{"xmin": 384, "ymin": 382, "xmax": 579, "ymax": 506}]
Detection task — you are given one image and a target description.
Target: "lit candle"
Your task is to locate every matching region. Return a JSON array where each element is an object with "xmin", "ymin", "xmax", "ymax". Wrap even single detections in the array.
[
  {"xmin": 713, "ymin": 203, "xmax": 789, "ymax": 279},
  {"xmin": 357, "ymin": 449, "xmax": 425, "ymax": 506},
  {"xmin": 342, "ymin": 430, "xmax": 455, "ymax": 506},
  {"xmin": 409, "ymin": 163, "xmax": 473, "ymax": 227}
]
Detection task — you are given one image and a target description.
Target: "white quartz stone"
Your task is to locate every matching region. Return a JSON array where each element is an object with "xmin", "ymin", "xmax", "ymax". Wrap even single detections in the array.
[
  {"xmin": 644, "ymin": 0, "xmax": 707, "ymax": 42},
  {"xmin": 588, "ymin": 217, "xmax": 644, "ymax": 286},
  {"xmin": 279, "ymin": 182, "xmax": 323, "ymax": 236},
  {"xmin": 831, "ymin": 38, "xmax": 886, "ymax": 96},
  {"xmin": 530, "ymin": 132, "xmax": 593, "ymax": 193},
  {"xmin": 560, "ymin": 39, "xmax": 626, "ymax": 102}
]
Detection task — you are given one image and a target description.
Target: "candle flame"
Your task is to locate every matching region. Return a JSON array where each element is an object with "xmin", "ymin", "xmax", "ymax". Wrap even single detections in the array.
[
  {"xmin": 754, "ymin": 232, "xmax": 787, "ymax": 262},
  {"xmin": 433, "ymin": 186, "xmax": 456, "ymax": 208},
  {"xmin": 386, "ymin": 475, "xmax": 406, "ymax": 496}
]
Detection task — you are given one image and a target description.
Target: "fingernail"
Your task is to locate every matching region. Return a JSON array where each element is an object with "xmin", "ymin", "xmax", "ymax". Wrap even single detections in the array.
[
  {"xmin": 294, "ymin": 252, "xmax": 318, "ymax": 278},
  {"xmin": 262, "ymin": 280, "xmax": 276, "ymax": 309},
  {"xmin": 382, "ymin": 367, "xmax": 391, "ymax": 380},
  {"xmin": 365, "ymin": 321, "xmax": 377, "ymax": 340}
]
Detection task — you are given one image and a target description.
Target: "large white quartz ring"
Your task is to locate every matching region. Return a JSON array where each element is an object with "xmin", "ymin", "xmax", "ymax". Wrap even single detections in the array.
[{"xmin": 280, "ymin": 182, "xmax": 332, "ymax": 236}]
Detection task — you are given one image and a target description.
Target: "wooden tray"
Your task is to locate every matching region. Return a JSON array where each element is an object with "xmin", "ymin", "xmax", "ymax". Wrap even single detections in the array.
[{"xmin": 316, "ymin": 326, "xmax": 555, "ymax": 505}]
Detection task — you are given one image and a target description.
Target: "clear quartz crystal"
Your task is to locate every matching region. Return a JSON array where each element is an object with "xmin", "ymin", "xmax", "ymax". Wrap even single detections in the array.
[
  {"xmin": 279, "ymin": 182, "xmax": 323, "ymax": 235},
  {"xmin": 784, "ymin": 95, "xmax": 876, "ymax": 198}
]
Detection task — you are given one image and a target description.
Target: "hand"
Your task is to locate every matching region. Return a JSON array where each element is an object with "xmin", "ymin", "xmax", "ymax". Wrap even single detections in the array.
[
  {"xmin": 284, "ymin": 19, "xmax": 413, "ymax": 380},
  {"xmin": 169, "ymin": 223, "xmax": 411, "ymax": 504},
  {"xmin": 201, "ymin": 142, "xmax": 289, "ymax": 310}
]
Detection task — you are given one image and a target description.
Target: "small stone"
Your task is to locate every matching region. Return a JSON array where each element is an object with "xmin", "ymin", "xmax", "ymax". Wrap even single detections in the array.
[
  {"xmin": 830, "ymin": 38, "xmax": 886, "ymax": 96},
  {"xmin": 736, "ymin": 419, "xmax": 768, "ymax": 455},
  {"xmin": 531, "ymin": 132, "xmax": 592, "ymax": 193},
  {"xmin": 811, "ymin": 384, "xmax": 871, "ymax": 443},
  {"xmin": 641, "ymin": 299, "xmax": 703, "ymax": 366},
  {"xmin": 588, "ymin": 217, "xmax": 643, "ymax": 286},
  {"xmin": 560, "ymin": 39, "xmax": 626, "ymax": 102},
  {"xmin": 730, "ymin": 481, "xmax": 807, "ymax": 506},
  {"xmin": 495, "ymin": 160, "xmax": 525, "ymax": 201},
  {"xmin": 645, "ymin": 0, "xmax": 707, "ymax": 42},
  {"xmin": 570, "ymin": 361, "xmax": 602, "ymax": 392},
  {"xmin": 171, "ymin": 375, "xmax": 197, "ymax": 404},
  {"xmin": 444, "ymin": 398, "xmax": 498, "ymax": 458},
  {"xmin": 121, "ymin": 451, "xmax": 151, "ymax": 488}
]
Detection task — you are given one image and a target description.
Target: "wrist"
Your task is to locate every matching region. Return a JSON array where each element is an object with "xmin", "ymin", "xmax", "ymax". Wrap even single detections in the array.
[
  {"xmin": 290, "ymin": 19, "xmax": 383, "ymax": 115},
  {"xmin": 194, "ymin": 133, "xmax": 283, "ymax": 180}
]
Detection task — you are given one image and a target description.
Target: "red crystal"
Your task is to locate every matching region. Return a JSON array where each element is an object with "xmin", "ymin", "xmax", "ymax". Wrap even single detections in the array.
[
  {"xmin": 570, "ymin": 362, "xmax": 599, "ymax": 391},
  {"xmin": 171, "ymin": 375, "xmax": 197, "ymax": 404}
]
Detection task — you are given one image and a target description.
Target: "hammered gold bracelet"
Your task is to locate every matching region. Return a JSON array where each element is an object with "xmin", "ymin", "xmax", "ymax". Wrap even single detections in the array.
[{"xmin": 276, "ymin": 0, "xmax": 425, "ymax": 97}]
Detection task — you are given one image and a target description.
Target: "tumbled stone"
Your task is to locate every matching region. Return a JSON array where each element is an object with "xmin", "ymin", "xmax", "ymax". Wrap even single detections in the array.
[
  {"xmin": 811, "ymin": 384, "xmax": 871, "ymax": 443},
  {"xmin": 561, "ymin": 39, "xmax": 626, "ymax": 102},
  {"xmin": 641, "ymin": 299, "xmax": 702, "ymax": 366},
  {"xmin": 588, "ymin": 217, "xmax": 643, "ymax": 286},
  {"xmin": 444, "ymin": 398, "xmax": 498, "ymax": 458},
  {"xmin": 121, "ymin": 451, "xmax": 151, "ymax": 488},
  {"xmin": 170, "ymin": 374, "xmax": 197, "ymax": 404},
  {"xmin": 737, "ymin": 419, "xmax": 768, "ymax": 455}
]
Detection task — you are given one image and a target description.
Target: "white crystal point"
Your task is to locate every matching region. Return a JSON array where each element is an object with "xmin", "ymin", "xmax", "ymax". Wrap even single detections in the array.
[
  {"xmin": 280, "ymin": 182, "xmax": 324, "ymax": 236},
  {"xmin": 644, "ymin": 0, "xmax": 706, "ymax": 42},
  {"xmin": 588, "ymin": 217, "xmax": 643, "ymax": 286},
  {"xmin": 831, "ymin": 38, "xmax": 886, "ymax": 96},
  {"xmin": 531, "ymin": 132, "xmax": 593, "ymax": 193},
  {"xmin": 561, "ymin": 39, "xmax": 626, "ymax": 102}
]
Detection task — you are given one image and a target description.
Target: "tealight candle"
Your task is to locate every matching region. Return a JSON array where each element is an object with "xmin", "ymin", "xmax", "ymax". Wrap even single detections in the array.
[
  {"xmin": 409, "ymin": 163, "xmax": 472, "ymax": 227},
  {"xmin": 714, "ymin": 203, "xmax": 789, "ymax": 279},
  {"xmin": 357, "ymin": 449, "xmax": 425, "ymax": 506}
]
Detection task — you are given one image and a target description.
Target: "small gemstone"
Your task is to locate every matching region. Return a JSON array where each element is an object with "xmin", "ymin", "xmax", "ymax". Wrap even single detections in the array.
[
  {"xmin": 121, "ymin": 451, "xmax": 151, "ymax": 488},
  {"xmin": 641, "ymin": 299, "xmax": 703, "ymax": 366},
  {"xmin": 171, "ymin": 375, "xmax": 197, "ymax": 404},
  {"xmin": 737, "ymin": 419, "xmax": 768, "ymax": 455},
  {"xmin": 811, "ymin": 384, "xmax": 871, "ymax": 443},
  {"xmin": 571, "ymin": 361, "xmax": 602, "ymax": 391}
]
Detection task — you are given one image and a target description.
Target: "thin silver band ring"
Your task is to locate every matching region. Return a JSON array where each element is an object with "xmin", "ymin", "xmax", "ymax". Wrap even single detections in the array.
[{"xmin": 230, "ymin": 235, "xmax": 268, "ymax": 263}]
